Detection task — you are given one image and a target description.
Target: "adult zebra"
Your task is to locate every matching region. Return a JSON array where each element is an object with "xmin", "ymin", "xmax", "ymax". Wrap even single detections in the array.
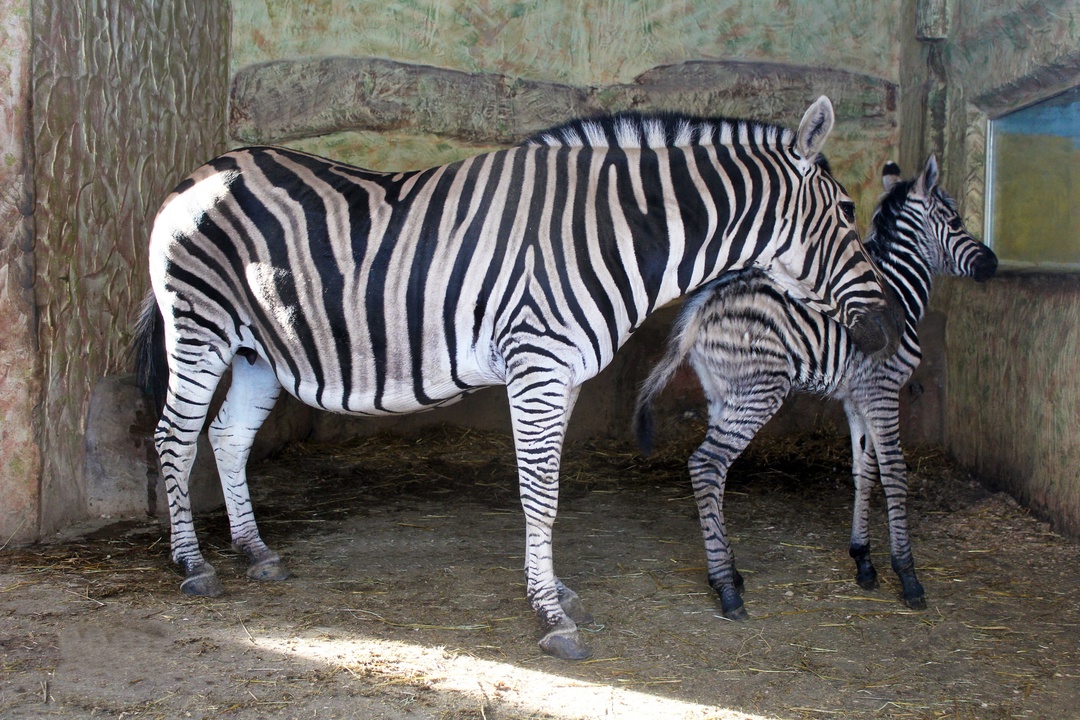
[
  {"xmin": 134, "ymin": 97, "xmax": 898, "ymax": 660},
  {"xmin": 634, "ymin": 157, "xmax": 997, "ymax": 619}
]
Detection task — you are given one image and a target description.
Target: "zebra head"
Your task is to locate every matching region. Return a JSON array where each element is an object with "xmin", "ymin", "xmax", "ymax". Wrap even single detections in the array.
[
  {"xmin": 764, "ymin": 96, "xmax": 901, "ymax": 358},
  {"xmin": 883, "ymin": 156, "xmax": 998, "ymax": 282}
]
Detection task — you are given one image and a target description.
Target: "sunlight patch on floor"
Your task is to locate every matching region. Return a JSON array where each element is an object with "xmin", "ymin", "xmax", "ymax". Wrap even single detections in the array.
[{"xmin": 256, "ymin": 632, "xmax": 777, "ymax": 720}]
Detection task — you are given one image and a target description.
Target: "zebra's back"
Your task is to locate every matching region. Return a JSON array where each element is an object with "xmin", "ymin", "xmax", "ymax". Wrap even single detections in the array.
[{"xmin": 682, "ymin": 269, "xmax": 862, "ymax": 402}]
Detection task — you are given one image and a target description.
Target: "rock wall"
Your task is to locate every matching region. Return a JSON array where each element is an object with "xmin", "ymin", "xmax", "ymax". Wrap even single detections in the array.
[
  {"xmin": 230, "ymin": 1, "xmax": 906, "ymax": 227},
  {"xmin": 26, "ymin": 0, "xmax": 230, "ymax": 537}
]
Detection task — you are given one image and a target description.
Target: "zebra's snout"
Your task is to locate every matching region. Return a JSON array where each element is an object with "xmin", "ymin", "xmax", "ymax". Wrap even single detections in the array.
[
  {"xmin": 849, "ymin": 306, "xmax": 901, "ymax": 359},
  {"xmin": 971, "ymin": 249, "xmax": 998, "ymax": 282}
]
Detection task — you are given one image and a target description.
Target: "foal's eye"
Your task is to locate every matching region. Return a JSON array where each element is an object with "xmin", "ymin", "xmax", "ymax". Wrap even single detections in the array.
[{"xmin": 839, "ymin": 201, "xmax": 856, "ymax": 223}]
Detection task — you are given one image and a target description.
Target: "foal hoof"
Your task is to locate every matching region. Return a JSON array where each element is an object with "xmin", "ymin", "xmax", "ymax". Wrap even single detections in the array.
[
  {"xmin": 247, "ymin": 558, "xmax": 292, "ymax": 583},
  {"xmin": 180, "ymin": 567, "xmax": 224, "ymax": 597},
  {"xmin": 538, "ymin": 619, "xmax": 593, "ymax": 661},
  {"xmin": 894, "ymin": 562, "xmax": 925, "ymax": 610},
  {"xmin": 719, "ymin": 586, "xmax": 748, "ymax": 621},
  {"xmin": 903, "ymin": 594, "xmax": 927, "ymax": 611},
  {"xmin": 856, "ymin": 569, "xmax": 880, "ymax": 591}
]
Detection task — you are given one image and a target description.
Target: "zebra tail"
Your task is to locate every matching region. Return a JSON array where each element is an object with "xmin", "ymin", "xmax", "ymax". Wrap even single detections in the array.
[
  {"xmin": 132, "ymin": 291, "xmax": 168, "ymax": 419},
  {"xmin": 633, "ymin": 295, "xmax": 709, "ymax": 456}
]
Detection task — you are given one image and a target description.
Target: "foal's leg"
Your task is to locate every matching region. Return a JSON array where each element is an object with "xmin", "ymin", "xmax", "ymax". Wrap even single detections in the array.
[
  {"xmin": 208, "ymin": 352, "xmax": 289, "ymax": 582},
  {"xmin": 844, "ymin": 401, "xmax": 880, "ymax": 590},
  {"xmin": 866, "ymin": 396, "xmax": 925, "ymax": 609},
  {"xmin": 691, "ymin": 373, "xmax": 788, "ymax": 620},
  {"xmin": 846, "ymin": 395, "xmax": 925, "ymax": 608}
]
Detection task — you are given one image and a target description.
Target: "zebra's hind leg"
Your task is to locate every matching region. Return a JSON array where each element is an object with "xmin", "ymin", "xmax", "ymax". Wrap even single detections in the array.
[
  {"xmin": 555, "ymin": 577, "xmax": 593, "ymax": 625},
  {"xmin": 208, "ymin": 350, "xmax": 289, "ymax": 584},
  {"xmin": 690, "ymin": 385, "xmax": 784, "ymax": 621},
  {"xmin": 157, "ymin": 359, "xmax": 229, "ymax": 596}
]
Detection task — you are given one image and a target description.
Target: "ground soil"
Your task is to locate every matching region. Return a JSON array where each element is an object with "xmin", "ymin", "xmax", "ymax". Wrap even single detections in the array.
[{"xmin": 2, "ymin": 423, "xmax": 1078, "ymax": 719}]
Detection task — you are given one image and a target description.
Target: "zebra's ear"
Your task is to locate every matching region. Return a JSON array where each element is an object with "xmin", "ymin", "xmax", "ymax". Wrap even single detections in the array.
[
  {"xmin": 882, "ymin": 161, "xmax": 902, "ymax": 191},
  {"xmin": 915, "ymin": 155, "xmax": 939, "ymax": 195},
  {"xmin": 795, "ymin": 96, "xmax": 835, "ymax": 169}
]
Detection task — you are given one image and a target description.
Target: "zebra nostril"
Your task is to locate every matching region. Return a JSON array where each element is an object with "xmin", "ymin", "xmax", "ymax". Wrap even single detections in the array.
[{"xmin": 972, "ymin": 252, "xmax": 998, "ymax": 282}]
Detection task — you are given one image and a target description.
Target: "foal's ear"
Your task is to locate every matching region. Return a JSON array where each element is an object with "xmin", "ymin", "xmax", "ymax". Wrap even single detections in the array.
[
  {"xmin": 795, "ymin": 96, "xmax": 835, "ymax": 170},
  {"xmin": 914, "ymin": 155, "xmax": 939, "ymax": 196},
  {"xmin": 882, "ymin": 161, "xmax": 902, "ymax": 191}
]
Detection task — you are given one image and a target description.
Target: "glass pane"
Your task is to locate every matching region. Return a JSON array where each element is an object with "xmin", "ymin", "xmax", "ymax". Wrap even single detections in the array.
[{"xmin": 988, "ymin": 86, "xmax": 1080, "ymax": 268}]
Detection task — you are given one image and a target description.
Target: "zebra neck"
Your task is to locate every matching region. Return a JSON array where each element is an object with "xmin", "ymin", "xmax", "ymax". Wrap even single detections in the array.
[{"xmin": 870, "ymin": 232, "xmax": 934, "ymax": 335}]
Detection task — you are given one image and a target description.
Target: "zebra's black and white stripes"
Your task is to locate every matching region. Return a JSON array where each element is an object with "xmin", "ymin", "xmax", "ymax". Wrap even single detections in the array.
[
  {"xmin": 634, "ymin": 156, "xmax": 997, "ymax": 618},
  {"xmin": 134, "ymin": 97, "xmax": 898, "ymax": 659}
]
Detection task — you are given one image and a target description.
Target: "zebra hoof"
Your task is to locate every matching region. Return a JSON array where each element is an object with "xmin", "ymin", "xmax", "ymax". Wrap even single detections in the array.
[
  {"xmin": 538, "ymin": 618, "xmax": 593, "ymax": 661},
  {"xmin": 557, "ymin": 587, "xmax": 594, "ymax": 625},
  {"xmin": 900, "ymin": 576, "xmax": 926, "ymax": 610},
  {"xmin": 180, "ymin": 566, "xmax": 224, "ymax": 597},
  {"xmin": 903, "ymin": 594, "xmax": 927, "ymax": 611},
  {"xmin": 247, "ymin": 558, "xmax": 292, "ymax": 582},
  {"xmin": 719, "ymin": 586, "xmax": 748, "ymax": 620},
  {"xmin": 856, "ymin": 568, "xmax": 880, "ymax": 591},
  {"xmin": 893, "ymin": 560, "xmax": 925, "ymax": 610}
]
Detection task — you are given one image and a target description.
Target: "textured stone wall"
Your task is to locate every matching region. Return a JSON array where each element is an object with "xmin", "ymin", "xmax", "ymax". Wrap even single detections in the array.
[
  {"xmin": 231, "ymin": 1, "xmax": 906, "ymax": 228},
  {"xmin": 232, "ymin": 1, "xmax": 905, "ymax": 86},
  {"xmin": 226, "ymin": 0, "xmax": 910, "ymax": 447},
  {"xmin": 30, "ymin": 1, "xmax": 230, "ymax": 535},
  {"xmin": 0, "ymin": 0, "xmax": 39, "ymax": 544},
  {"xmin": 928, "ymin": 0, "xmax": 1080, "ymax": 537}
]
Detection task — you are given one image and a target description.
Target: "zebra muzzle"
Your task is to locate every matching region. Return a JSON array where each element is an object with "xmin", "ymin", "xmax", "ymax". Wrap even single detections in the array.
[{"xmin": 849, "ymin": 308, "xmax": 901, "ymax": 358}]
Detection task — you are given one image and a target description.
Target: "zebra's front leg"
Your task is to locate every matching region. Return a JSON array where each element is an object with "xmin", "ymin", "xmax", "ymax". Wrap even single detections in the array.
[
  {"xmin": 878, "ymin": 443, "xmax": 925, "ymax": 609},
  {"xmin": 844, "ymin": 402, "xmax": 880, "ymax": 591},
  {"xmin": 209, "ymin": 352, "xmax": 290, "ymax": 584},
  {"xmin": 850, "ymin": 399, "xmax": 925, "ymax": 609},
  {"xmin": 508, "ymin": 373, "xmax": 591, "ymax": 660}
]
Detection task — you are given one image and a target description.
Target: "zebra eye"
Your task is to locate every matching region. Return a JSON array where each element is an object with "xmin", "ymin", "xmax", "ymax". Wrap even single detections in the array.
[{"xmin": 839, "ymin": 201, "xmax": 856, "ymax": 223}]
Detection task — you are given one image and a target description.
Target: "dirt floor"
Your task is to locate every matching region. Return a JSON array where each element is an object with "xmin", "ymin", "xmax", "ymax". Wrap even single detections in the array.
[{"xmin": 2, "ymin": 422, "xmax": 1078, "ymax": 719}]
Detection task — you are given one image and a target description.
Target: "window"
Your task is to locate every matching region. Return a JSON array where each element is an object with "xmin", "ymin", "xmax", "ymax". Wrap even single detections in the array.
[{"xmin": 986, "ymin": 86, "xmax": 1080, "ymax": 269}]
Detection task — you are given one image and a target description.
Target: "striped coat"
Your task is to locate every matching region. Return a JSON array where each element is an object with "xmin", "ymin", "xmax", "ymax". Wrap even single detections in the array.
[
  {"xmin": 634, "ymin": 157, "xmax": 997, "ymax": 618},
  {"xmin": 135, "ymin": 97, "xmax": 897, "ymax": 659}
]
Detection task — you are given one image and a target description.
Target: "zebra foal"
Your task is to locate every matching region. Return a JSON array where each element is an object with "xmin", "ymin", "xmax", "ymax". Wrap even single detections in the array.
[
  {"xmin": 635, "ymin": 156, "xmax": 997, "ymax": 619},
  {"xmin": 134, "ymin": 97, "xmax": 899, "ymax": 660}
]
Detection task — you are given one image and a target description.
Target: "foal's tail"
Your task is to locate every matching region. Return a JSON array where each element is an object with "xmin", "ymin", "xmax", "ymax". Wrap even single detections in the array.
[
  {"xmin": 132, "ymin": 291, "xmax": 168, "ymax": 419},
  {"xmin": 633, "ymin": 287, "xmax": 713, "ymax": 456}
]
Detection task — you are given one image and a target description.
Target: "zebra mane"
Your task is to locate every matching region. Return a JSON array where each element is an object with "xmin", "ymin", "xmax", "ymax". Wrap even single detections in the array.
[{"xmin": 522, "ymin": 112, "xmax": 795, "ymax": 150}]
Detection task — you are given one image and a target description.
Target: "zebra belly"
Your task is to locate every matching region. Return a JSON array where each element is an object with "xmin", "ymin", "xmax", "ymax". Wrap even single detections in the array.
[{"xmin": 259, "ymin": 337, "xmax": 504, "ymax": 417}]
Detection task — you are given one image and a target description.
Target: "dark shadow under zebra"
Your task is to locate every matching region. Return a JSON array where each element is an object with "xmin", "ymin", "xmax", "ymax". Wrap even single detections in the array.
[{"xmin": 634, "ymin": 156, "xmax": 997, "ymax": 619}]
